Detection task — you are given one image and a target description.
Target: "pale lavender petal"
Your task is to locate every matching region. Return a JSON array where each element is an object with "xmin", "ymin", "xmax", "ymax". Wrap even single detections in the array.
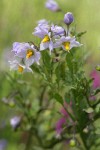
[
  {"xmin": 37, "ymin": 19, "xmax": 48, "ymax": 25},
  {"xmin": 34, "ymin": 52, "xmax": 41, "ymax": 64},
  {"xmin": 53, "ymin": 41, "xmax": 62, "ymax": 48},
  {"xmin": 49, "ymin": 40, "xmax": 54, "ymax": 52},
  {"xmin": 24, "ymin": 67, "xmax": 33, "ymax": 73},
  {"xmin": 51, "ymin": 25, "xmax": 64, "ymax": 36},
  {"xmin": 9, "ymin": 60, "xmax": 19, "ymax": 70},
  {"xmin": 25, "ymin": 56, "xmax": 35, "ymax": 67},
  {"xmin": 45, "ymin": 0, "xmax": 60, "ymax": 12},
  {"xmin": 70, "ymin": 40, "xmax": 82, "ymax": 49},
  {"xmin": 40, "ymin": 42, "xmax": 49, "ymax": 50},
  {"xmin": 10, "ymin": 116, "xmax": 21, "ymax": 129},
  {"xmin": 33, "ymin": 24, "xmax": 49, "ymax": 38},
  {"xmin": 33, "ymin": 31, "xmax": 45, "ymax": 38},
  {"xmin": 12, "ymin": 42, "xmax": 30, "ymax": 58}
]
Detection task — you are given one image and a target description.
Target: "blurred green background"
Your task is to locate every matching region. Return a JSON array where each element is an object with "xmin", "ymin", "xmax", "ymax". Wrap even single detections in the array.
[{"xmin": 0, "ymin": 0, "xmax": 100, "ymax": 149}]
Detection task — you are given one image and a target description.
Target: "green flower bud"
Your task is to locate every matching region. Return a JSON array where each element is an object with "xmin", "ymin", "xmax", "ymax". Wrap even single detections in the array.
[
  {"xmin": 83, "ymin": 127, "xmax": 89, "ymax": 133},
  {"xmin": 69, "ymin": 139, "xmax": 76, "ymax": 147},
  {"xmin": 95, "ymin": 65, "xmax": 100, "ymax": 71},
  {"xmin": 9, "ymin": 101, "xmax": 15, "ymax": 107}
]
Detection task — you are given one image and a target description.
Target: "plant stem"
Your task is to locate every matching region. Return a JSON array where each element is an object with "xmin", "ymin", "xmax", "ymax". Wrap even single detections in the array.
[
  {"xmin": 85, "ymin": 94, "xmax": 91, "ymax": 107},
  {"xmin": 39, "ymin": 85, "xmax": 46, "ymax": 106},
  {"xmin": 79, "ymin": 131, "xmax": 89, "ymax": 150},
  {"xmin": 63, "ymin": 105, "xmax": 76, "ymax": 121},
  {"xmin": 24, "ymin": 127, "xmax": 33, "ymax": 150},
  {"xmin": 67, "ymin": 25, "xmax": 69, "ymax": 36}
]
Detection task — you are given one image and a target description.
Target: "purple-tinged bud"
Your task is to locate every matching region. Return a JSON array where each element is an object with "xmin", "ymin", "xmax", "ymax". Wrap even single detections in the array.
[
  {"xmin": 64, "ymin": 12, "xmax": 74, "ymax": 25},
  {"xmin": 10, "ymin": 116, "xmax": 21, "ymax": 130},
  {"xmin": 45, "ymin": 0, "xmax": 60, "ymax": 12}
]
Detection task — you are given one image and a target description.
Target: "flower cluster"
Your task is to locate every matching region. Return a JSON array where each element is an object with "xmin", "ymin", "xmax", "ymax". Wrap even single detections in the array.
[
  {"xmin": 9, "ymin": 43, "xmax": 41, "ymax": 73},
  {"xmin": 9, "ymin": 12, "xmax": 82, "ymax": 72}
]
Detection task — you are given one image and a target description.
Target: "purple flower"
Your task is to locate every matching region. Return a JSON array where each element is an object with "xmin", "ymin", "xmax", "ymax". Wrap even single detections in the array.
[
  {"xmin": 25, "ymin": 45, "xmax": 41, "ymax": 66},
  {"xmin": 0, "ymin": 139, "xmax": 7, "ymax": 150},
  {"xmin": 45, "ymin": 0, "xmax": 60, "ymax": 12},
  {"xmin": 10, "ymin": 116, "xmax": 21, "ymax": 130},
  {"xmin": 55, "ymin": 36, "xmax": 82, "ymax": 52},
  {"xmin": 12, "ymin": 42, "xmax": 30, "ymax": 58},
  {"xmin": 55, "ymin": 101, "xmax": 73, "ymax": 137},
  {"xmin": 33, "ymin": 22, "xmax": 50, "ymax": 38},
  {"xmin": 40, "ymin": 32, "xmax": 54, "ymax": 53},
  {"xmin": 37, "ymin": 19, "xmax": 48, "ymax": 25},
  {"xmin": 9, "ymin": 59, "xmax": 33, "ymax": 73},
  {"xmin": 90, "ymin": 70, "xmax": 100, "ymax": 89},
  {"xmin": 55, "ymin": 107, "xmax": 69, "ymax": 136},
  {"xmin": 89, "ymin": 70, "xmax": 100, "ymax": 101},
  {"xmin": 64, "ymin": 12, "xmax": 74, "ymax": 25},
  {"xmin": 60, "ymin": 107, "xmax": 69, "ymax": 117},
  {"xmin": 55, "ymin": 117, "xmax": 66, "ymax": 136},
  {"xmin": 12, "ymin": 42, "xmax": 41, "ymax": 66},
  {"xmin": 51, "ymin": 24, "xmax": 65, "ymax": 36}
]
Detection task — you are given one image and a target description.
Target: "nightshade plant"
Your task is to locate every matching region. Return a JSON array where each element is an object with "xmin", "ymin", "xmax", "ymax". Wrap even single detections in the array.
[{"xmin": 2, "ymin": 1, "xmax": 100, "ymax": 150}]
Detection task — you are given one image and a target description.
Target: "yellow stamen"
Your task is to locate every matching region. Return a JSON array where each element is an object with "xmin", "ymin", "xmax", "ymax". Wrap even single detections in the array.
[
  {"xmin": 63, "ymin": 42, "xmax": 70, "ymax": 51},
  {"xmin": 18, "ymin": 65, "xmax": 24, "ymax": 73},
  {"xmin": 26, "ymin": 49, "xmax": 34, "ymax": 58},
  {"xmin": 42, "ymin": 35, "xmax": 50, "ymax": 43}
]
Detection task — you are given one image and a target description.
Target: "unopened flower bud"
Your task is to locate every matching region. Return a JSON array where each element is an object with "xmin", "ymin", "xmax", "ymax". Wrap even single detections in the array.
[
  {"xmin": 95, "ymin": 65, "xmax": 100, "ymax": 71},
  {"xmin": 83, "ymin": 127, "xmax": 89, "ymax": 133},
  {"xmin": 45, "ymin": 0, "xmax": 60, "ymax": 12},
  {"xmin": 9, "ymin": 100, "xmax": 15, "ymax": 107},
  {"xmin": 69, "ymin": 139, "xmax": 76, "ymax": 147},
  {"xmin": 64, "ymin": 12, "xmax": 74, "ymax": 25}
]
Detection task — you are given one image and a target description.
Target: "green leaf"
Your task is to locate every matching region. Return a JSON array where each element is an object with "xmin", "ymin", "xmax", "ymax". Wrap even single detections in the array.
[
  {"xmin": 76, "ymin": 31, "xmax": 87, "ymax": 38},
  {"xmin": 64, "ymin": 93, "xmax": 70, "ymax": 103},
  {"xmin": 31, "ymin": 64, "xmax": 40, "ymax": 73},
  {"xmin": 66, "ymin": 53, "xmax": 73, "ymax": 73},
  {"xmin": 60, "ymin": 62, "xmax": 66, "ymax": 79},
  {"xmin": 88, "ymin": 78, "xmax": 94, "ymax": 84},
  {"xmin": 41, "ymin": 50, "xmax": 51, "ymax": 69},
  {"xmin": 55, "ymin": 61, "xmax": 66, "ymax": 81},
  {"xmin": 95, "ymin": 103, "xmax": 100, "ymax": 113},
  {"xmin": 55, "ymin": 63, "xmax": 61, "ymax": 81},
  {"xmin": 53, "ymin": 93, "xmax": 63, "ymax": 105},
  {"xmin": 93, "ymin": 88, "xmax": 100, "ymax": 95}
]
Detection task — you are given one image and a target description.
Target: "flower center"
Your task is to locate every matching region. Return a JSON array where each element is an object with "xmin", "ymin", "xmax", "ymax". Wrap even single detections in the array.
[
  {"xmin": 18, "ymin": 65, "xmax": 24, "ymax": 73},
  {"xmin": 42, "ymin": 35, "xmax": 50, "ymax": 43},
  {"xmin": 26, "ymin": 49, "xmax": 34, "ymax": 58},
  {"xmin": 63, "ymin": 42, "xmax": 70, "ymax": 51}
]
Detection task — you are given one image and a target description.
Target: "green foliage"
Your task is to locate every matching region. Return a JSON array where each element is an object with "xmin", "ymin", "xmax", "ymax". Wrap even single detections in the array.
[
  {"xmin": 53, "ymin": 93, "xmax": 63, "ymax": 105},
  {"xmin": 0, "ymin": 0, "xmax": 100, "ymax": 150}
]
